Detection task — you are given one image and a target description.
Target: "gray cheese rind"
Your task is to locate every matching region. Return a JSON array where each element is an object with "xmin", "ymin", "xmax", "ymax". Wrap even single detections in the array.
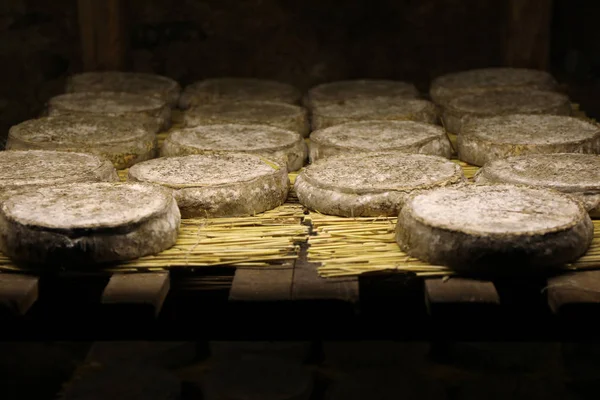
[
  {"xmin": 295, "ymin": 153, "xmax": 465, "ymax": 217},
  {"xmin": 0, "ymin": 150, "xmax": 119, "ymax": 201},
  {"xmin": 304, "ymin": 79, "xmax": 420, "ymax": 109},
  {"xmin": 184, "ymin": 100, "xmax": 310, "ymax": 137},
  {"xmin": 7, "ymin": 114, "xmax": 158, "ymax": 169},
  {"xmin": 442, "ymin": 89, "xmax": 572, "ymax": 134},
  {"xmin": 395, "ymin": 184, "xmax": 594, "ymax": 274},
  {"xmin": 310, "ymin": 98, "xmax": 439, "ymax": 131},
  {"xmin": 160, "ymin": 123, "xmax": 308, "ymax": 172},
  {"xmin": 457, "ymin": 114, "xmax": 600, "ymax": 166},
  {"xmin": 0, "ymin": 182, "xmax": 180, "ymax": 266},
  {"xmin": 47, "ymin": 91, "xmax": 172, "ymax": 131},
  {"xmin": 473, "ymin": 153, "xmax": 600, "ymax": 216},
  {"xmin": 429, "ymin": 67, "xmax": 559, "ymax": 107},
  {"xmin": 178, "ymin": 77, "xmax": 302, "ymax": 109},
  {"xmin": 128, "ymin": 153, "xmax": 289, "ymax": 218},
  {"xmin": 65, "ymin": 71, "xmax": 182, "ymax": 108},
  {"xmin": 309, "ymin": 120, "xmax": 453, "ymax": 162}
]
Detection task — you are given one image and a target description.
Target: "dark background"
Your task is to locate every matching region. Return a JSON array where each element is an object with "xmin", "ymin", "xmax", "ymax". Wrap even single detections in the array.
[{"xmin": 1, "ymin": 1, "xmax": 600, "ymax": 398}]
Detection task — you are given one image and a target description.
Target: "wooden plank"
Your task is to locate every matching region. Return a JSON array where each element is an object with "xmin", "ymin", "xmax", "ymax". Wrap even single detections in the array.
[
  {"xmin": 426, "ymin": 278, "xmax": 501, "ymax": 359},
  {"xmin": 77, "ymin": 0, "xmax": 96, "ymax": 71},
  {"xmin": 77, "ymin": 0, "xmax": 128, "ymax": 71},
  {"xmin": 504, "ymin": 0, "xmax": 553, "ymax": 69},
  {"xmin": 228, "ymin": 264, "xmax": 296, "ymax": 332},
  {"xmin": 291, "ymin": 259, "xmax": 359, "ymax": 303},
  {"xmin": 424, "ymin": 277, "xmax": 500, "ymax": 316},
  {"xmin": 229, "ymin": 266, "xmax": 294, "ymax": 302},
  {"xmin": 492, "ymin": 276, "xmax": 550, "ymax": 317},
  {"xmin": 98, "ymin": 0, "xmax": 128, "ymax": 70},
  {"xmin": 290, "ymin": 239, "xmax": 359, "ymax": 303},
  {"xmin": 0, "ymin": 273, "xmax": 39, "ymax": 315},
  {"xmin": 546, "ymin": 270, "xmax": 600, "ymax": 316},
  {"xmin": 101, "ymin": 272, "xmax": 170, "ymax": 318}
]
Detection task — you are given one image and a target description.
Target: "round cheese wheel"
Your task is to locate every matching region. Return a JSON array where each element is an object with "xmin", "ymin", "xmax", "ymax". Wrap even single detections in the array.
[
  {"xmin": 128, "ymin": 153, "xmax": 289, "ymax": 218},
  {"xmin": 178, "ymin": 77, "xmax": 302, "ymax": 109},
  {"xmin": 0, "ymin": 150, "xmax": 118, "ymax": 201},
  {"xmin": 184, "ymin": 100, "xmax": 310, "ymax": 137},
  {"xmin": 65, "ymin": 71, "xmax": 181, "ymax": 107},
  {"xmin": 311, "ymin": 98, "xmax": 438, "ymax": 130},
  {"xmin": 309, "ymin": 120, "xmax": 453, "ymax": 162},
  {"xmin": 457, "ymin": 114, "xmax": 600, "ymax": 166},
  {"xmin": 305, "ymin": 79, "xmax": 420, "ymax": 109},
  {"xmin": 430, "ymin": 67, "xmax": 559, "ymax": 107},
  {"xmin": 160, "ymin": 124, "xmax": 307, "ymax": 171},
  {"xmin": 8, "ymin": 115, "xmax": 158, "ymax": 169},
  {"xmin": 47, "ymin": 91, "xmax": 172, "ymax": 131},
  {"xmin": 442, "ymin": 89, "xmax": 571, "ymax": 134},
  {"xmin": 0, "ymin": 182, "xmax": 180, "ymax": 266},
  {"xmin": 396, "ymin": 184, "xmax": 594, "ymax": 274},
  {"xmin": 295, "ymin": 153, "xmax": 465, "ymax": 217},
  {"xmin": 474, "ymin": 153, "xmax": 600, "ymax": 217}
]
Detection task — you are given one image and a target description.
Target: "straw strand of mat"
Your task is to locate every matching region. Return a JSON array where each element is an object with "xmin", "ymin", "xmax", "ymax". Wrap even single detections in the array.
[{"xmin": 185, "ymin": 220, "xmax": 208, "ymax": 265}]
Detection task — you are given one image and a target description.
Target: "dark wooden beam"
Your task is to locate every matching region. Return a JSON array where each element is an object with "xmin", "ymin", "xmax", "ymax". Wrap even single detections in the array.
[
  {"xmin": 547, "ymin": 270, "xmax": 600, "ymax": 316},
  {"xmin": 77, "ymin": 0, "xmax": 128, "ymax": 71},
  {"xmin": 505, "ymin": 0, "xmax": 553, "ymax": 70},
  {"xmin": 101, "ymin": 272, "xmax": 170, "ymax": 319},
  {"xmin": 291, "ymin": 261, "xmax": 359, "ymax": 303},
  {"xmin": 424, "ymin": 277, "xmax": 500, "ymax": 317},
  {"xmin": 0, "ymin": 273, "xmax": 39, "ymax": 315},
  {"xmin": 229, "ymin": 266, "xmax": 294, "ymax": 302}
]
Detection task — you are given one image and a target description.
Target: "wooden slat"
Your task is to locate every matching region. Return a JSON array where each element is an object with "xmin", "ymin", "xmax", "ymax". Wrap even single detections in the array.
[
  {"xmin": 425, "ymin": 277, "xmax": 500, "ymax": 316},
  {"xmin": 547, "ymin": 270, "xmax": 600, "ymax": 316},
  {"xmin": 77, "ymin": 0, "xmax": 96, "ymax": 71},
  {"xmin": 290, "ymin": 238, "xmax": 359, "ymax": 303},
  {"xmin": 101, "ymin": 272, "xmax": 170, "ymax": 318},
  {"xmin": 0, "ymin": 273, "xmax": 39, "ymax": 315},
  {"xmin": 504, "ymin": 0, "xmax": 553, "ymax": 69},
  {"xmin": 427, "ymin": 278, "xmax": 501, "ymax": 359},
  {"xmin": 292, "ymin": 259, "xmax": 359, "ymax": 303},
  {"xmin": 228, "ymin": 264, "xmax": 297, "ymax": 332},
  {"xmin": 229, "ymin": 266, "xmax": 294, "ymax": 302},
  {"xmin": 98, "ymin": 0, "xmax": 127, "ymax": 70},
  {"xmin": 77, "ymin": 0, "xmax": 128, "ymax": 71},
  {"xmin": 492, "ymin": 277, "xmax": 550, "ymax": 316}
]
